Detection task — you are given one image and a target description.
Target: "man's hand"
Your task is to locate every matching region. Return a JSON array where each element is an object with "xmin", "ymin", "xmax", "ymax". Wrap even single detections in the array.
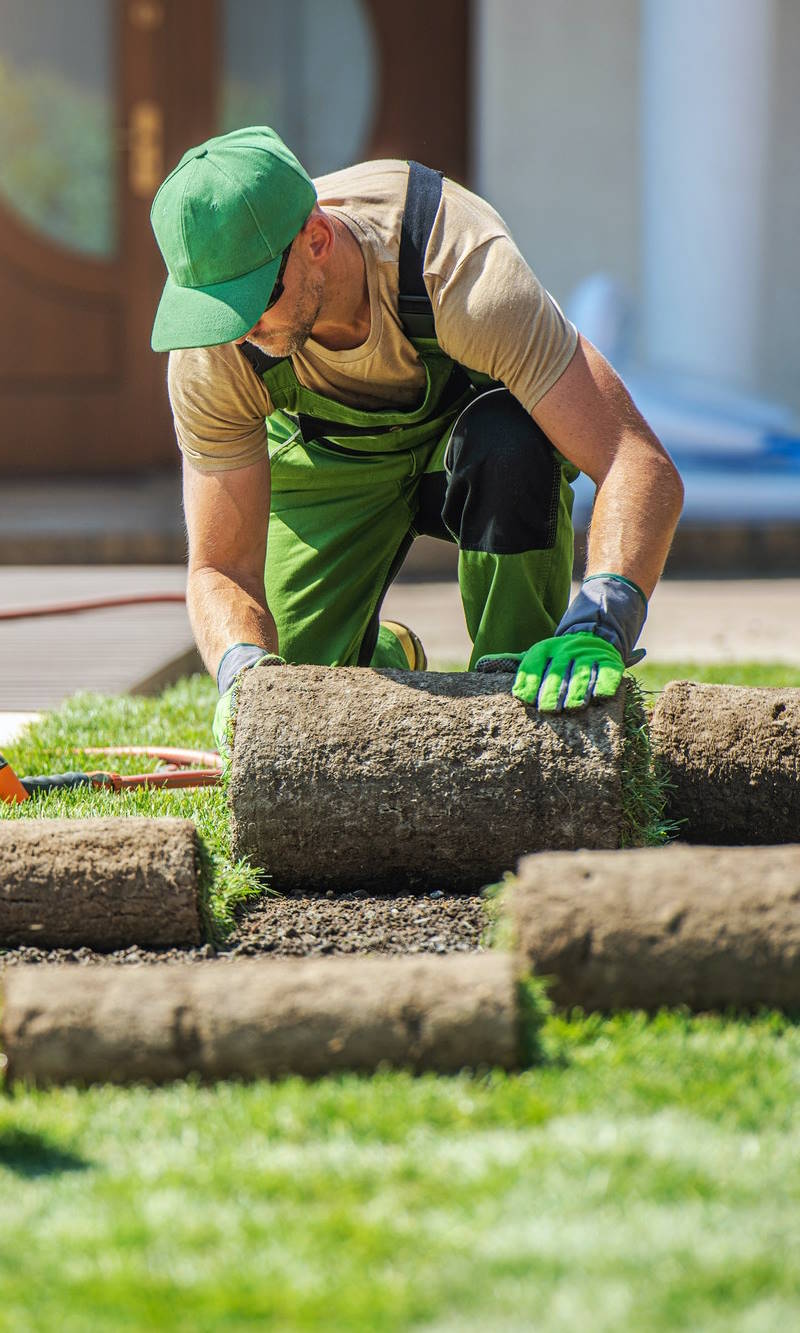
[
  {"xmin": 213, "ymin": 645, "xmax": 284, "ymax": 757},
  {"xmin": 475, "ymin": 574, "xmax": 646, "ymax": 712},
  {"xmin": 213, "ymin": 686, "xmax": 237, "ymax": 757},
  {"xmin": 511, "ymin": 632, "xmax": 624, "ymax": 710}
]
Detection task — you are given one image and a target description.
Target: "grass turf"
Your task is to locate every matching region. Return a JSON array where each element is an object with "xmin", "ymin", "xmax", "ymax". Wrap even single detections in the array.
[
  {"xmin": 2, "ymin": 661, "xmax": 800, "ymax": 1328},
  {"xmin": 1, "ymin": 1012, "xmax": 799, "ymax": 1331}
]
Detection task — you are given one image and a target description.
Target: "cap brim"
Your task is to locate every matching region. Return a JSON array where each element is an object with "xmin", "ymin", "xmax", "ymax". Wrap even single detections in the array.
[{"xmin": 150, "ymin": 251, "xmax": 283, "ymax": 352}]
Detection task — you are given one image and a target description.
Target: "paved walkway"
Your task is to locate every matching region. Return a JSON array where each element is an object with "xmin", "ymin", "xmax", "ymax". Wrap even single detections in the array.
[
  {"xmin": 383, "ymin": 578, "xmax": 800, "ymax": 668},
  {"xmin": 0, "ymin": 567, "xmax": 195, "ymax": 712}
]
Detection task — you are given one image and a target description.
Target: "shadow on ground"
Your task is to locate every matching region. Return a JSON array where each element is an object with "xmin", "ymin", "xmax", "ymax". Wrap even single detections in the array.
[{"xmin": 0, "ymin": 1125, "xmax": 90, "ymax": 1177}]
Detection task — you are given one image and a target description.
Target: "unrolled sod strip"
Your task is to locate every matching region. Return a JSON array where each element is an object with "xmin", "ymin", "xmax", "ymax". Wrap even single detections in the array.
[
  {"xmin": 0, "ymin": 817, "xmax": 203, "ymax": 949},
  {"xmin": 509, "ymin": 844, "xmax": 800, "ymax": 1011},
  {"xmin": 230, "ymin": 665, "xmax": 629, "ymax": 892},
  {"xmin": 650, "ymin": 681, "xmax": 800, "ymax": 843},
  {"xmin": 1, "ymin": 954, "xmax": 517, "ymax": 1085}
]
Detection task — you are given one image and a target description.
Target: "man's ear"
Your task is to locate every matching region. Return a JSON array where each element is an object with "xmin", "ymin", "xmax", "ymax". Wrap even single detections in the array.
[{"xmin": 301, "ymin": 210, "xmax": 335, "ymax": 263}]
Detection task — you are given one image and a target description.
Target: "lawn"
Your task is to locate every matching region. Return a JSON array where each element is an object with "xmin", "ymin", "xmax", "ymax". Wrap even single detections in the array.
[{"xmin": 1, "ymin": 662, "xmax": 799, "ymax": 1331}]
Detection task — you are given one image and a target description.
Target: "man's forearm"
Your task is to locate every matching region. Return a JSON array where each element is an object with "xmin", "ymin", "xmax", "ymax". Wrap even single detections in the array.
[
  {"xmin": 584, "ymin": 440, "xmax": 684, "ymax": 599},
  {"xmin": 186, "ymin": 565, "xmax": 279, "ymax": 679}
]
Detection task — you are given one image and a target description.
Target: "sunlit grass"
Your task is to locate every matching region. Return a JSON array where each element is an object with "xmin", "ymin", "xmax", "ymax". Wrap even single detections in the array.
[{"xmin": 1, "ymin": 1011, "xmax": 799, "ymax": 1330}]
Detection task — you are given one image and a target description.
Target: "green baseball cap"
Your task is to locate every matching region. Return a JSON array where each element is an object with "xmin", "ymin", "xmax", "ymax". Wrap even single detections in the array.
[{"xmin": 150, "ymin": 126, "xmax": 317, "ymax": 352}]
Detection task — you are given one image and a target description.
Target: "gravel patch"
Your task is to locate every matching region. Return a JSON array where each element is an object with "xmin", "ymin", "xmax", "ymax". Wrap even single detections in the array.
[{"xmin": 0, "ymin": 889, "xmax": 488, "ymax": 968}]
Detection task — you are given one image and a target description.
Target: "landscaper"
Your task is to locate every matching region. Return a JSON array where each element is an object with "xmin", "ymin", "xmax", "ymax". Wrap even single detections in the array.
[{"xmin": 149, "ymin": 127, "xmax": 683, "ymax": 748}]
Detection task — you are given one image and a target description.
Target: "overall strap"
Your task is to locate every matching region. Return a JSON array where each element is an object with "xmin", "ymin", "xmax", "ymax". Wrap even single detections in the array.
[
  {"xmin": 398, "ymin": 161, "xmax": 444, "ymax": 341},
  {"xmin": 238, "ymin": 341, "xmax": 286, "ymax": 377}
]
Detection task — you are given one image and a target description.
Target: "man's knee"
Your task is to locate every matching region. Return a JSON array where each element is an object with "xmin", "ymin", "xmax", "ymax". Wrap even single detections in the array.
[{"xmin": 442, "ymin": 387, "xmax": 564, "ymax": 554}]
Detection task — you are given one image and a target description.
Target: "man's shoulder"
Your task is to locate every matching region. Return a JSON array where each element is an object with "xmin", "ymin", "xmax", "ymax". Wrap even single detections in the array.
[
  {"xmin": 169, "ymin": 341, "xmax": 252, "ymax": 382},
  {"xmin": 168, "ymin": 341, "xmax": 268, "ymax": 413},
  {"xmin": 313, "ymin": 159, "xmax": 507, "ymax": 268},
  {"xmin": 313, "ymin": 159, "xmax": 410, "ymax": 204}
]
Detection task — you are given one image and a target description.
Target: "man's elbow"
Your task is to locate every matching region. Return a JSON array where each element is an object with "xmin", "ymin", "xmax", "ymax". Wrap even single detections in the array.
[{"xmin": 658, "ymin": 450, "xmax": 685, "ymax": 525}]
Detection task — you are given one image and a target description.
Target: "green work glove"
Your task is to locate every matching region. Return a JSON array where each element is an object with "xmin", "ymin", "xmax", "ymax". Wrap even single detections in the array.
[
  {"xmin": 512, "ymin": 631, "xmax": 625, "ymax": 710},
  {"xmin": 213, "ymin": 687, "xmax": 237, "ymax": 758},
  {"xmin": 475, "ymin": 574, "xmax": 647, "ymax": 713},
  {"xmin": 213, "ymin": 644, "xmax": 285, "ymax": 758}
]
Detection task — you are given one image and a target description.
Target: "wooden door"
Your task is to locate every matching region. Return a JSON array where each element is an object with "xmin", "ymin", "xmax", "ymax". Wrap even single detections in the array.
[
  {"xmin": 0, "ymin": 0, "xmax": 469, "ymax": 478},
  {"xmin": 0, "ymin": 0, "xmax": 218, "ymax": 476}
]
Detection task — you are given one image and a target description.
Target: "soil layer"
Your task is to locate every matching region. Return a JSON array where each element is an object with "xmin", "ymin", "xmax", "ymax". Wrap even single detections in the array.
[
  {"xmin": 231, "ymin": 664, "xmax": 628, "ymax": 892},
  {"xmin": 2, "ymin": 953, "xmax": 516, "ymax": 1085},
  {"xmin": 0, "ymin": 888, "xmax": 486, "ymax": 968},
  {"xmin": 650, "ymin": 681, "xmax": 800, "ymax": 843},
  {"xmin": 511, "ymin": 843, "xmax": 800, "ymax": 1011},
  {"xmin": 0, "ymin": 817, "xmax": 202, "ymax": 949}
]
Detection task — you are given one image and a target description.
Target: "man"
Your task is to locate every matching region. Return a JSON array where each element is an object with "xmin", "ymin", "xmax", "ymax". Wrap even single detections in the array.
[{"xmin": 150, "ymin": 127, "xmax": 683, "ymax": 747}]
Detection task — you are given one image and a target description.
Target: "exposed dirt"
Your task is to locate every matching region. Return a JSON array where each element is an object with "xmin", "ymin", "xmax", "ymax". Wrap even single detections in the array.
[{"xmin": 0, "ymin": 888, "xmax": 487, "ymax": 968}]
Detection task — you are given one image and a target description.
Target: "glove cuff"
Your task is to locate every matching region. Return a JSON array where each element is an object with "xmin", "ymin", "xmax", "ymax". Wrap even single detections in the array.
[
  {"xmin": 555, "ymin": 575, "xmax": 647, "ymax": 666},
  {"xmin": 216, "ymin": 643, "xmax": 284, "ymax": 696}
]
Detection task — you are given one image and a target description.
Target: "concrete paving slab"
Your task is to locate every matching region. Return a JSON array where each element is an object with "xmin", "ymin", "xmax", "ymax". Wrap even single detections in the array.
[
  {"xmin": 0, "ymin": 567, "xmax": 197, "ymax": 710},
  {"xmin": 384, "ymin": 579, "xmax": 800, "ymax": 666}
]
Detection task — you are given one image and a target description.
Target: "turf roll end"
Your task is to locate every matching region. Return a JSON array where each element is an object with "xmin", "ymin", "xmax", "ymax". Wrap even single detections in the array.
[
  {"xmin": 0, "ymin": 817, "xmax": 204, "ymax": 950},
  {"xmin": 508, "ymin": 844, "xmax": 800, "ymax": 1012},
  {"xmin": 651, "ymin": 681, "xmax": 800, "ymax": 843}
]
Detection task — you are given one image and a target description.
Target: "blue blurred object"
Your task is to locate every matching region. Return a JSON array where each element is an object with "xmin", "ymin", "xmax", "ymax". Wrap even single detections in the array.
[{"xmin": 567, "ymin": 274, "xmax": 800, "ymax": 524}]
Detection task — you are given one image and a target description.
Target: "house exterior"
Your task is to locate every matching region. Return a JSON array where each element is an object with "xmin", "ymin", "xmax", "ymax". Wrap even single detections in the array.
[{"xmin": 1, "ymin": 0, "xmax": 796, "ymax": 479}]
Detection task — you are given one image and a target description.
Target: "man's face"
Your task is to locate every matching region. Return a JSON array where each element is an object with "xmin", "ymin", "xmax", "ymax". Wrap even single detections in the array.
[{"xmin": 235, "ymin": 243, "xmax": 324, "ymax": 359}]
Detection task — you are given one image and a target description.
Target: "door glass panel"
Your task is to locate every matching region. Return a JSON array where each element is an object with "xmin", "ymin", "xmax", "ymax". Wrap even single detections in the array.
[
  {"xmin": 0, "ymin": 0, "xmax": 115, "ymax": 257},
  {"xmin": 222, "ymin": 0, "xmax": 376, "ymax": 178}
]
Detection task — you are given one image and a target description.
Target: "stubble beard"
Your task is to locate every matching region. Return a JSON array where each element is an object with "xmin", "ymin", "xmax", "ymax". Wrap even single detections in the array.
[{"xmin": 248, "ymin": 271, "xmax": 325, "ymax": 359}]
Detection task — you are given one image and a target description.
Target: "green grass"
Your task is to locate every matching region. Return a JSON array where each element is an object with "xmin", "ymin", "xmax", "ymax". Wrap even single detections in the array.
[
  {"xmin": 1, "ymin": 1012, "xmax": 799, "ymax": 1331},
  {"xmin": 631, "ymin": 658, "xmax": 800, "ymax": 696},
  {"xmin": 3, "ymin": 662, "xmax": 800, "ymax": 1329}
]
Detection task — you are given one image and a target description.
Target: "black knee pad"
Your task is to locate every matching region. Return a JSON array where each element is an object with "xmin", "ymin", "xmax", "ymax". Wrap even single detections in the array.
[{"xmin": 441, "ymin": 387, "xmax": 563, "ymax": 554}]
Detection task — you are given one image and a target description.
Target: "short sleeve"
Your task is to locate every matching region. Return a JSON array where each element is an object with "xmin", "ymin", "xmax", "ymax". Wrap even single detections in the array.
[
  {"xmin": 423, "ymin": 181, "xmax": 578, "ymax": 415},
  {"xmin": 167, "ymin": 342, "xmax": 272, "ymax": 472}
]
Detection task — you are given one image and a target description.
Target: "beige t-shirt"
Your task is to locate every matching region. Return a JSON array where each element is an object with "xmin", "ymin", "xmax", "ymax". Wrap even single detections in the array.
[{"xmin": 168, "ymin": 160, "xmax": 578, "ymax": 472}]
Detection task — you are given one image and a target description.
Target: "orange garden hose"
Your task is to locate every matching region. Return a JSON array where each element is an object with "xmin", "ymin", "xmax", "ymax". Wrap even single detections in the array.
[{"xmin": 0, "ymin": 592, "xmax": 186, "ymax": 621}]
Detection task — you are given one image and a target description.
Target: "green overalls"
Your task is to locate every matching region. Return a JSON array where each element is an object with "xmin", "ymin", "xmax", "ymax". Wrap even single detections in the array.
[{"xmin": 257, "ymin": 337, "xmax": 577, "ymax": 670}]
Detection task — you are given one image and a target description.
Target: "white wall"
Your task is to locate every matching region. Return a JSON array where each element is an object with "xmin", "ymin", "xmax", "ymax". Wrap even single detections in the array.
[
  {"xmin": 474, "ymin": 0, "xmax": 640, "ymax": 311},
  {"xmin": 474, "ymin": 0, "xmax": 800, "ymax": 416}
]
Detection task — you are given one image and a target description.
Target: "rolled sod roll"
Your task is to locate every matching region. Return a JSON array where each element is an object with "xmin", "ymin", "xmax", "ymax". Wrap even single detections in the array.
[
  {"xmin": 230, "ymin": 665, "xmax": 629, "ymax": 892},
  {"xmin": 650, "ymin": 681, "xmax": 800, "ymax": 843},
  {"xmin": 0, "ymin": 817, "xmax": 203, "ymax": 948},
  {"xmin": 1, "ymin": 954, "xmax": 517, "ymax": 1085},
  {"xmin": 509, "ymin": 844, "xmax": 800, "ymax": 1011}
]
